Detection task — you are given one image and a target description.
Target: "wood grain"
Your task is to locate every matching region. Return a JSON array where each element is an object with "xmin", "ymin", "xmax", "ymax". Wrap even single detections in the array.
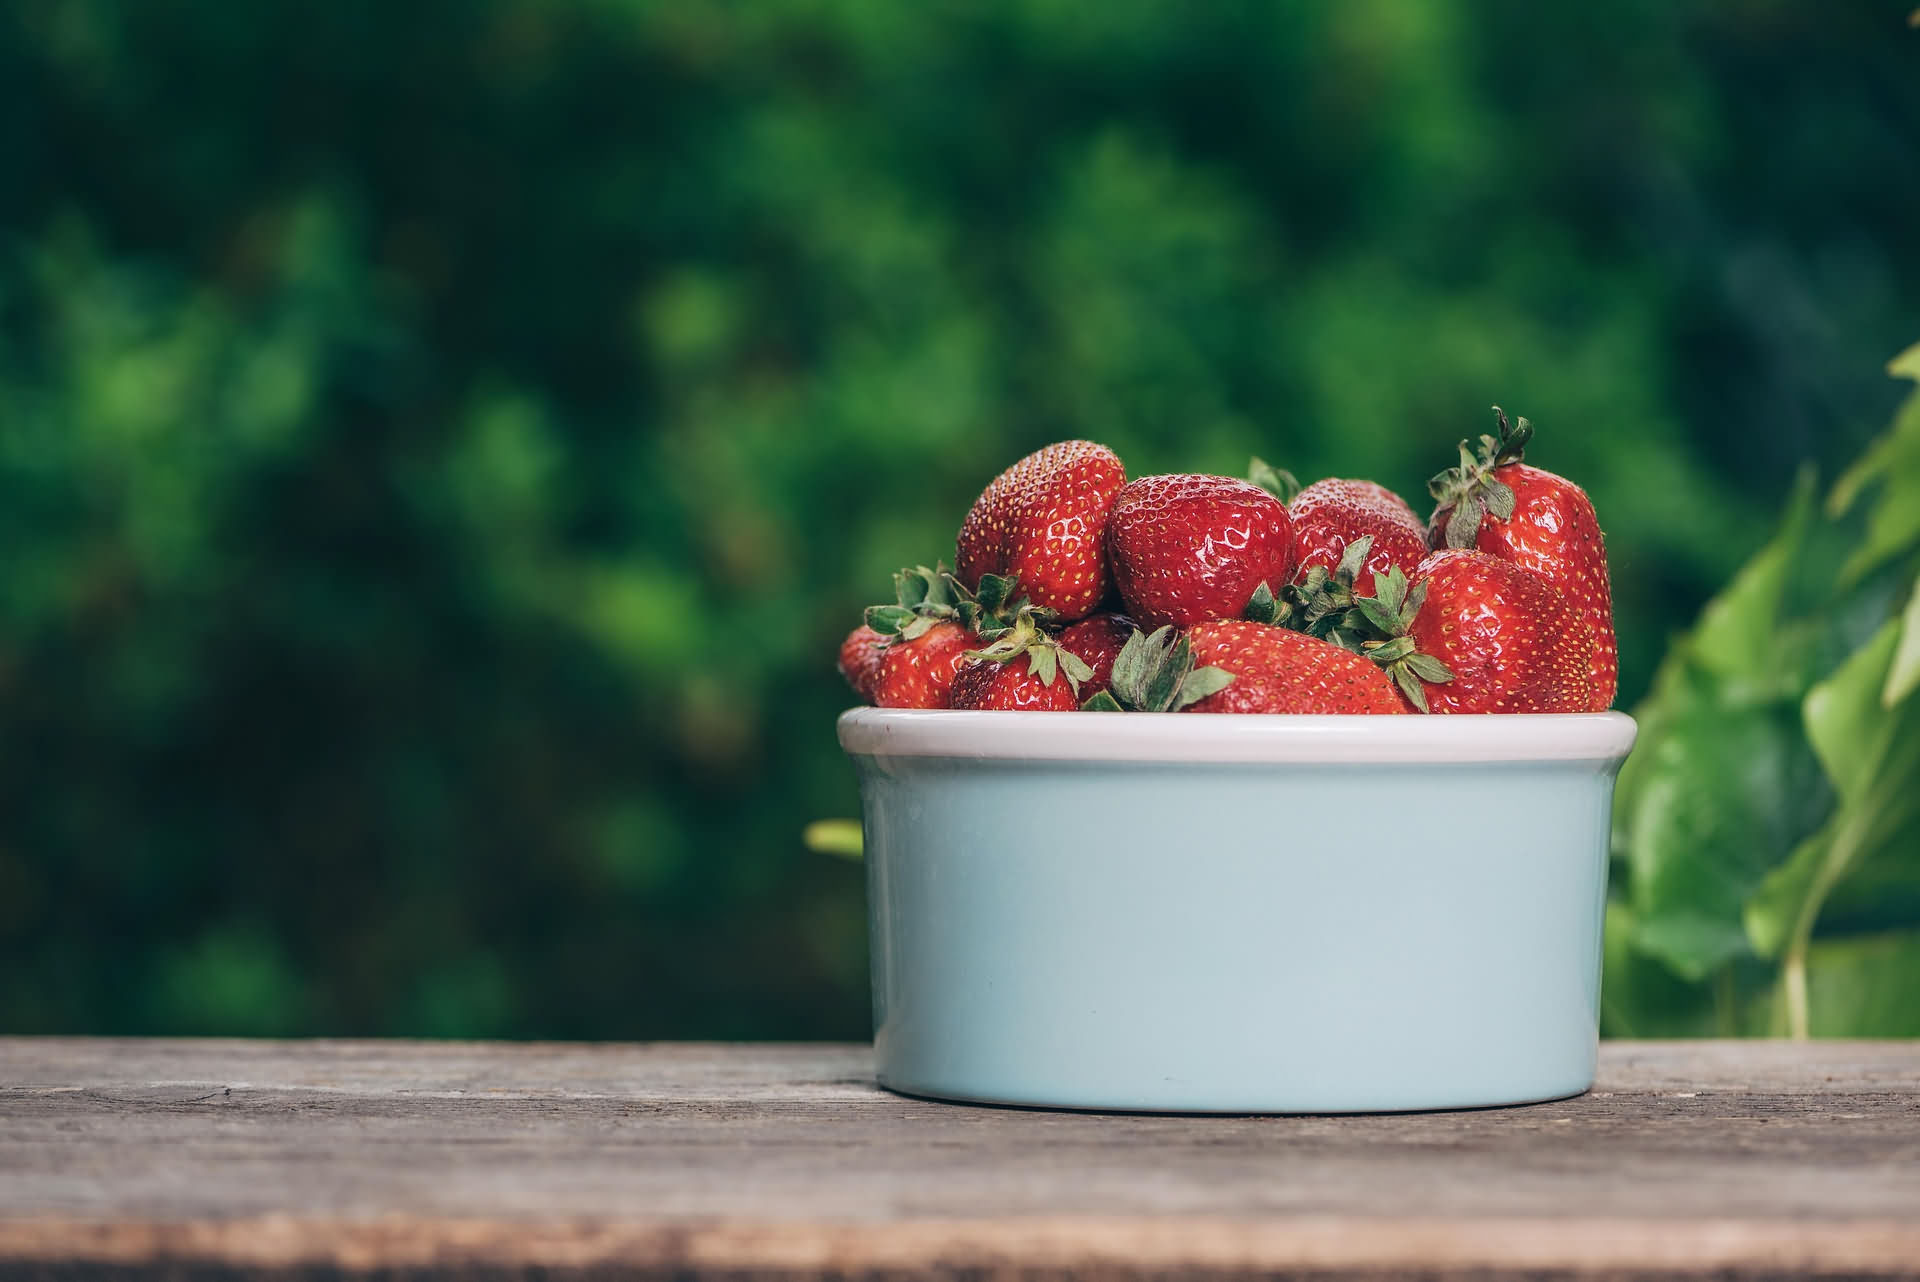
[{"xmin": 1, "ymin": 1039, "xmax": 1917, "ymax": 1279}]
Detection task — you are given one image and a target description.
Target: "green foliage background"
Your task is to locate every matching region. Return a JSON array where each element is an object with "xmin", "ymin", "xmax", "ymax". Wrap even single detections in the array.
[{"xmin": 2, "ymin": 1, "xmax": 1917, "ymax": 1038}]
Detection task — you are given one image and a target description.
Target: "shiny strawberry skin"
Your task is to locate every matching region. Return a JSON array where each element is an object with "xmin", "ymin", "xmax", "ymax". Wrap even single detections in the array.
[
  {"xmin": 1290, "ymin": 478, "xmax": 1429, "ymax": 597},
  {"xmin": 949, "ymin": 654, "xmax": 1082, "ymax": 711},
  {"xmin": 1430, "ymin": 463, "xmax": 1617, "ymax": 710},
  {"xmin": 1057, "ymin": 612, "xmax": 1134, "ymax": 699},
  {"xmin": 1183, "ymin": 620, "xmax": 1406, "ymax": 715},
  {"xmin": 836, "ymin": 624, "xmax": 889, "ymax": 703},
  {"xmin": 1405, "ymin": 550, "xmax": 1595, "ymax": 714},
  {"xmin": 872, "ymin": 621, "xmax": 975, "ymax": 709},
  {"xmin": 1106, "ymin": 475, "xmax": 1295, "ymax": 630},
  {"xmin": 956, "ymin": 440, "xmax": 1126, "ymax": 621}
]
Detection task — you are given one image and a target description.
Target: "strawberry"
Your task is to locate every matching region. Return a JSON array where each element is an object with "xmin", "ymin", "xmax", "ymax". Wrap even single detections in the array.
[
  {"xmin": 872, "ymin": 620, "xmax": 976, "ymax": 709},
  {"xmin": 1404, "ymin": 549, "xmax": 1596, "ymax": 714},
  {"xmin": 1184, "ymin": 620, "xmax": 1407, "ymax": 715},
  {"xmin": 950, "ymin": 652, "xmax": 1083, "ymax": 711},
  {"xmin": 1289, "ymin": 477, "xmax": 1429, "ymax": 599},
  {"xmin": 949, "ymin": 608, "xmax": 1098, "ymax": 711},
  {"xmin": 956, "ymin": 439, "xmax": 1126, "ymax": 622},
  {"xmin": 837, "ymin": 624, "xmax": 889, "ymax": 703},
  {"xmin": 1428, "ymin": 409, "xmax": 1617, "ymax": 710},
  {"xmin": 1057, "ymin": 612, "xmax": 1135, "ymax": 700},
  {"xmin": 859, "ymin": 565, "xmax": 988, "ymax": 710},
  {"xmin": 1105, "ymin": 474, "xmax": 1295, "ymax": 630}
]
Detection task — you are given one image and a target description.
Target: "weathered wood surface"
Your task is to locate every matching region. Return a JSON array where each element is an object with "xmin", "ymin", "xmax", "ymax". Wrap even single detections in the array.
[{"xmin": 1, "ymin": 1039, "xmax": 1917, "ymax": 1280}]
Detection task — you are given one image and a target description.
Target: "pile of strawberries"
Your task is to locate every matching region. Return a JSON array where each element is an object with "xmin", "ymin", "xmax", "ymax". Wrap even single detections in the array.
[{"xmin": 838, "ymin": 409, "xmax": 1616, "ymax": 715}]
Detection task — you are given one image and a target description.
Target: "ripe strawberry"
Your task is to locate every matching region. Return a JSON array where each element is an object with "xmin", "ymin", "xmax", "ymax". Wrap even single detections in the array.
[
  {"xmin": 1057, "ymin": 612, "xmax": 1135, "ymax": 700},
  {"xmin": 837, "ymin": 624, "xmax": 889, "ymax": 703},
  {"xmin": 872, "ymin": 620, "xmax": 976, "ymax": 709},
  {"xmin": 1405, "ymin": 550, "xmax": 1596, "ymax": 714},
  {"xmin": 950, "ymin": 652, "xmax": 1083, "ymax": 711},
  {"xmin": 1428, "ymin": 409, "xmax": 1617, "ymax": 709},
  {"xmin": 1290, "ymin": 478, "xmax": 1429, "ymax": 598},
  {"xmin": 1184, "ymin": 620, "xmax": 1407, "ymax": 715},
  {"xmin": 1106, "ymin": 474, "xmax": 1295, "ymax": 630},
  {"xmin": 956, "ymin": 440, "xmax": 1126, "ymax": 621}
]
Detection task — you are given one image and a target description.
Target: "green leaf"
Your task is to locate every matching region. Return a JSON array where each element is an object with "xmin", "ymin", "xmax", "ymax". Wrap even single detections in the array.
[
  {"xmin": 1632, "ymin": 913, "xmax": 1754, "ymax": 981},
  {"xmin": 1243, "ymin": 581, "xmax": 1280, "ymax": 624},
  {"xmin": 802, "ymin": 819, "xmax": 864, "ymax": 860},
  {"xmin": 1058, "ymin": 648, "xmax": 1095, "ymax": 685},
  {"xmin": 1399, "ymin": 578, "xmax": 1428, "ymax": 630},
  {"xmin": 1246, "ymin": 457, "xmax": 1301, "ymax": 504},
  {"xmin": 1334, "ymin": 534, "xmax": 1374, "ymax": 583},
  {"xmin": 1029, "ymin": 644, "xmax": 1058, "ymax": 685},
  {"xmin": 1806, "ymin": 615, "xmax": 1910, "ymax": 806},
  {"xmin": 1174, "ymin": 665, "xmax": 1234, "ymax": 708},
  {"xmin": 1355, "ymin": 596, "xmax": 1401, "ymax": 636},
  {"xmin": 1622, "ymin": 699, "xmax": 1832, "ymax": 981},
  {"xmin": 1803, "ymin": 929, "xmax": 1920, "ymax": 1035},
  {"xmin": 895, "ymin": 568, "xmax": 929, "ymax": 610},
  {"xmin": 1390, "ymin": 664, "xmax": 1427, "ymax": 712},
  {"xmin": 1367, "ymin": 635, "xmax": 1415, "ymax": 664},
  {"xmin": 1882, "ymin": 576, "xmax": 1920, "ymax": 708},
  {"xmin": 1404, "ymin": 652, "xmax": 1454, "ymax": 683},
  {"xmin": 1891, "ymin": 340, "xmax": 1920, "ymax": 381},
  {"xmin": 1483, "ymin": 476, "xmax": 1516, "ymax": 523},
  {"xmin": 1080, "ymin": 690, "xmax": 1125, "ymax": 713},
  {"xmin": 1144, "ymin": 635, "xmax": 1192, "ymax": 711},
  {"xmin": 1746, "ymin": 824, "xmax": 1833, "ymax": 959},
  {"xmin": 1741, "ymin": 614, "xmax": 1920, "ymax": 1030},
  {"xmin": 1684, "ymin": 468, "xmax": 1818, "ymax": 695},
  {"xmin": 976, "ymin": 572, "xmax": 1019, "ymax": 612},
  {"xmin": 1829, "ymin": 380, "xmax": 1920, "ymax": 586},
  {"xmin": 865, "ymin": 604, "xmax": 914, "ymax": 635},
  {"xmin": 1368, "ymin": 561, "xmax": 1404, "ymax": 615},
  {"xmin": 1445, "ymin": 493, "xmax": 1483, "ymax": 549},
  {"xmin": 1109, "ymin": 627, "xmax": 1158, "ymax": 701}
]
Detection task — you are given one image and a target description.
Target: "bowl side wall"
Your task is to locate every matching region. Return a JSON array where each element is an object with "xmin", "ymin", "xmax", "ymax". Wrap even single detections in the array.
[{"xmin": 854, "ymin": 754, "xmax": 1621, "ymax": 1113}]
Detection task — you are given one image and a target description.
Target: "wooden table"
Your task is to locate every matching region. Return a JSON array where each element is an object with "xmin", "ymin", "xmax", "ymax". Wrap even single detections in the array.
[{"xmin": 1, "ymin": 1039, "xmax": 1916, "ymax": 1280}]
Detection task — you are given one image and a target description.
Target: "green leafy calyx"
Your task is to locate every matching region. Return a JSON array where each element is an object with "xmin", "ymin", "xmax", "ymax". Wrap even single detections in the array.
[
  {"xmin": 1246, "ymin": 456, "xmax": 1302, "ymax": 505},
  {"xmin": 863, "ymin": 565, "xmax": 1049, "ymax": 643},
  {"xmin": 863, "ymin": 563, "xmax": 962, "ymax": 641},
  {"xmin": 1321, "ymin": 564, "xmax": 1455, "ymax": 712},
  {"xmin": 964, "ymin": 610, "xmax": 1095, "ymax": 693},
  {"xmin": 1085, "ymin": 625, "xmax": 1234, "ymax": 712},
  {"xmin": 1429, "ymin": 405, "xmax": 1533, "ymax": 549}
]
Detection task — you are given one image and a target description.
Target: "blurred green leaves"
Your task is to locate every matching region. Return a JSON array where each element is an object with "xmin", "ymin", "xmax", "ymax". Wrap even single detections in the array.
[
  {"xmin": 1609, "ymin": 347, "xmax": 1920, "ymax": 1036},
  {"xmin": 2, "ymin": 0, "xmax": 1918, "ymax": 1037}
]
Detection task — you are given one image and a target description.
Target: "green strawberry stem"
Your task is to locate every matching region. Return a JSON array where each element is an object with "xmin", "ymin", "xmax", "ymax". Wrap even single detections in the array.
[
  {"xmin": 964, "ymin": 608, "xmax": 1095, "ymax": 692},
  {"xmin": 1085, "ymin": 625, "xmax": 1234, "ymax": 712},
  {"xmin": 1243, "ymin": 535, "xmax": 1375, "ymax": 636},
  {"xmin": 1428, "ymin": 405, "xmax": 1534, "ymax": 550},
  {"xmin": 1319, "ymin": 564, "xmax": 1455, "ymax": 713},
  {"xmin": 1246, "ymin": 456, "xmax": 1302, "ymax": 505},
  {"xmin": 862, "ymin": 564, "xmax": 1048, "ymax": 643}
]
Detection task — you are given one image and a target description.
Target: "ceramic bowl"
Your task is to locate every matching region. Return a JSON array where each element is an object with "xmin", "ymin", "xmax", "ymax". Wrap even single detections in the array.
[{"xmin": 837, "ymin": 708, "xmax": 1638, "ymax": 1114}]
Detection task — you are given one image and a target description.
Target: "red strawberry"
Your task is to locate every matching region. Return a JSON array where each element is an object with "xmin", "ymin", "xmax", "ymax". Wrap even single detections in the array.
[
  {"xmin": 950, "ymin": 652, "xmax": 1082, "ymax": 711},
  {"xmin": 872, "ymin": 620, "xmax": 975, "ymax": 709},
  {"xmin": 1405, "ymin": 550, "xmax": 1596, "ymax": 714},
  {"xmin": 1057, "ymin": 612, "xmax": 1135, "ymax": 700},
  {"xmin": 1290, "ymin": 478, "xmax": 1429, "ymax": 598},
  {"xmin": 1184, "ymin": 620, "xmax": 1406, "ymax": 715},
  {"xmin": 1106, "ymin": 475, "xmax": 1295, "ymax": 629},
  {"xmin": 1428, "ymin": 409, "xmax": 1617, "ymax": 710},
  {"xmin": 956, "ymin": 440, "xmax": 1126, "ymax": 621},
  {"xmin": 837, "ymin": 624, "xmax": 889, "ymax": 703}
]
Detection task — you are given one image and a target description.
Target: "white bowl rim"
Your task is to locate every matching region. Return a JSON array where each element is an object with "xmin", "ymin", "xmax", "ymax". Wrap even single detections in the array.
[{"xmin": 838, "ymin": 707, "xmax": 1637, "ymax": 765}]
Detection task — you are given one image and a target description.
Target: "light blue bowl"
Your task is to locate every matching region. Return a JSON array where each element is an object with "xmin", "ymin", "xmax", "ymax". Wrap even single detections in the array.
[{"xmin": 838, "ymin": 708, "xmax": 1637, "ymax": 1114}]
